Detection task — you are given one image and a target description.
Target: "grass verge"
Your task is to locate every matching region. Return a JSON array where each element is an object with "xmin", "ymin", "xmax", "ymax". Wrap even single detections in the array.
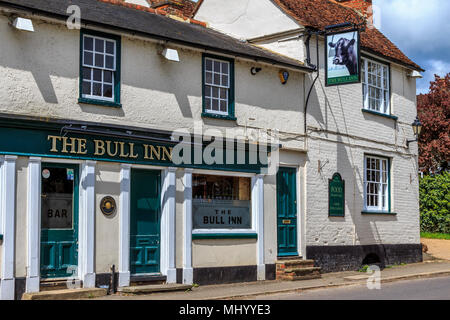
[{"xmin": 421, "ymin": 232, "xmax": 450, "ymax": 240}]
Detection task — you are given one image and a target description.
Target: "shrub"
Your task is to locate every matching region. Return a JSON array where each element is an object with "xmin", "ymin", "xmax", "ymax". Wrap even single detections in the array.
[{"xmin": 420, "ymin": 172, "xmax": 450, "ymax": 234}]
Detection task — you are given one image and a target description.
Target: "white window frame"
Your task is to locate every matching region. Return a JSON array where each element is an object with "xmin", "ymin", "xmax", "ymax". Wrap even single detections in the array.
[
  {"xmin": 203, "ymin": 57, "xmax": 231, "ymax": 116},
  {"xmin": 191, "ymin": 170, "xmax": 257, "ymax": 235},
  {"xmin": 362, "ymin": 57, "xmax": 390, "ymax": 115},
  {"xmin": 363, "ymin": 155, "xmax": 390, "ymax": 212},
  {"xmin": 81, "ymin": 34, "xmax": 117, "ymax": 102}
]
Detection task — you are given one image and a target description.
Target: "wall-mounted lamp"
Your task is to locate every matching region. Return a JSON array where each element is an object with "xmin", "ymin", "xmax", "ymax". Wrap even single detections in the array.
[
  {"xmin": 160, "ymin": 48, "xmax": 180, "ymax": 62},
  {"xmin": 406, "ymin": 116, "xmax": 423, "ymax": 147},
  {"xmin": 408, "ymin": 70, "xmax": 423, "ymax": 79},
  {"xmin": 250, "ymin": 67, "xmax": 262, "ymax": 75},
  {"xmin": 10, "ymin": 17, "xmax": 34, "ymax": 32}
]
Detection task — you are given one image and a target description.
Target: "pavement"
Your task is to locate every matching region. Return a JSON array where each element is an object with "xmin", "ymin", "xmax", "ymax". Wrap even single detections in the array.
[
  {"xmin": 421, "ymin": 238, "xmax": 450, "ymax": 260},
  {"xmin": 93, "ymin": 260, "xmax": 450, "ymax": 300}
]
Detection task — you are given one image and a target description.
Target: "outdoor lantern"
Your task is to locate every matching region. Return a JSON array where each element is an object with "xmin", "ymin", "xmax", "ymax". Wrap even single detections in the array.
[
  {"xmin": 407, "ymin": 116, "xmax": 423, "ymax": 147},
  {"xmin": 160, "ymin": 48, "xmax": 180, "ymax": 62}
]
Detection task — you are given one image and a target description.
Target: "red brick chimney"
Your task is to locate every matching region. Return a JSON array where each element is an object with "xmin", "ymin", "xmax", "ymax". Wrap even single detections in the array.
[{"xmin": 332, "ymin": 0, "xmax": 373, "ymax": 17}]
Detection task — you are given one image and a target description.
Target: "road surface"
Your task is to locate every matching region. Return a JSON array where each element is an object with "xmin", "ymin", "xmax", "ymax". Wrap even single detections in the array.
[{"xmin": 246, "ymin": 276, "xmax": 450, "ymax": 300}]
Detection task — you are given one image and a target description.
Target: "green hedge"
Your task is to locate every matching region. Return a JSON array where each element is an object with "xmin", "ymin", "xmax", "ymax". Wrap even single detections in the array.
[{"xmin": 420, "ymin": 172, "xmax": 450, "ymax": 234}]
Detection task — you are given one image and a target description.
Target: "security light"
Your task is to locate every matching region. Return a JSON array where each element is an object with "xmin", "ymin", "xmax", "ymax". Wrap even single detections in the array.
[
  {"xmin": 408, "ymin": 70, "xmax": 423, "ymax": 79},
  {"xmin": 407, "ymin": 116, "xmax": 423, "ymax": 147},
  {"xmin": 11, "ymin": 17, "xmax": 34, "ymax": 32},
  {"xmin": 161, "ymin": 48, "xmax": 180, "ymax": 62}
]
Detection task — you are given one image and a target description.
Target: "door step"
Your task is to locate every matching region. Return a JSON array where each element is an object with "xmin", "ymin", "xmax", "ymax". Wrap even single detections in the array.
[
  {"xmin": 40, "ymin": 279, "xmax": 83, "ymax": 291},
  {"xmin": 130, "ymin": 274, "xmax": 167, "ymax": 286},
  {"xmin": 118, "ymin": 283, "xmax": 192, "ymax": 295},
  {"xmin": 276, "ymin": 258, "xmax": 321, "ymax": 281},
  {"xmin": 22, "ymin": 288, "xmax": 107, "ymax": 300}
]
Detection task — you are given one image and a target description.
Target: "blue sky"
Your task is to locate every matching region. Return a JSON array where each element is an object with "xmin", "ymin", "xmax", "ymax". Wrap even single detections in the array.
[{"xmin": 373, "ymin": 0, "xmax": 450, "ymax": 94}]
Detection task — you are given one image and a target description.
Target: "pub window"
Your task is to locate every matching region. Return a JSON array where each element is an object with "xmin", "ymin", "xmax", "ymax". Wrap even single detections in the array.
[
  {"xmin": 79, "ymin": 30, "xmax": 121, "ymax": 107},
  {"xmin": 362, "ymin": 58, "xmax": 390, "ymax": 115},
  {"xmin": 202, "ymin": 54, "xmax": 235, "ymax": 120},
  {"xmin": 192, "ymin": 174, "xmax": 251, "ymax": 229},
  {"xmin": 364, "ymin": 155, "xmax": 390, "ymax": 212}
]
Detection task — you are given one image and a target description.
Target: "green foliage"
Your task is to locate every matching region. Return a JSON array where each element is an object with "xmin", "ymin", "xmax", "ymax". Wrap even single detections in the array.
[{"xmin": 420, "ymin": 172, "xmax": 450, "ymax": 234}]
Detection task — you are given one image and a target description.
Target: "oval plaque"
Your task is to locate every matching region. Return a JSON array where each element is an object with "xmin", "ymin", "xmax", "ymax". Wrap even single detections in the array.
[{"xmin": 100, "ymin": 196, "xmax": 116, "ymax": 216}]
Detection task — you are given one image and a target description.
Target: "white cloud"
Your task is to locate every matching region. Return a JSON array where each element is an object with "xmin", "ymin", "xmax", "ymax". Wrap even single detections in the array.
[{"xmin": 417, "ymin": 60, "xmax": 450, "ymax": 94}]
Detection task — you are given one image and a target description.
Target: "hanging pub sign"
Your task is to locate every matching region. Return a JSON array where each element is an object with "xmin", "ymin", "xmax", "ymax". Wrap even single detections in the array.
[
  {"xmin": 329, "ymin": 173, "xmax": 345, "ymax": 217},
  {"xmin": 325, "ymin": 29, "xmax": 360, "ymax": 86}
]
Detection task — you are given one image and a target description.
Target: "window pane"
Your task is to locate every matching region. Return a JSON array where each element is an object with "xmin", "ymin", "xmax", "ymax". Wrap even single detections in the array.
[
  {"xmin": 82, "ymin": 81, "xmax": 91, "ymax": 95},
  {"xmin": 103, "ymin": 70, "xmax": 113, "ymax": 83},
  {"xmin": 212, "ymin": 99, "xmax": 219, "ymax": 111},
  {"xmin": 84, "ymin": 52, "xmax": 93, "ymax": 66},
  {"xmin": 105, "ymin": 41, "xmax": 114, "ymax": 54},
  {"xmin": 213, "ymin": 73, "xmax": 220, "ymax": 85},
  {"xmin": 93, "ymin": 69, "xmax": 102, "ymax": 82},
  {"xmin": 220, "ymin": 100, "xmax": 227, "ymax": 112},
  {"xmin": 205, "ymin": 98, "xmax": 211, "ymax": 110},
  {"xmin": 213, "ymin": 61, "xmax": 220, "ymax": 72},
  {"xmin": 205, "ymin": 71, "xmax": 212, "ymax": 84},
  {"xmin": 95, "ymin": 54, "xmax": 104, "ymax": 68},
  {"xmin": 84, "ymin": 36, "xmax": 93, "ymax": 51},
  {"xmin": 103, "ymin": 84, "xmax": 113, "ymax": 98},
  {"xmin": 205, "ymin": 85, "xmax": 211, "ymax": 98},
  {"xmin": 95, "ymin": 39, "xmax": 104, "ymax": 53},
  {"xmin": 221, "ymin": 62, "xmax": 229, "ymax": 75},
  {"xmin": 105, "ymin": 55, "xmax": 114, "ymax": 70},
  {"xmin": 212, "ymin": 87, "xmax": 219, "ymax": 99},
  {"xmin": 221, "ymin": 75, "xmax": 229, "ymax": 87},
  {"xmin": 93, "ymin": 82, "xmax": 102, "ymax": 96},
  {"xmin": 219, "ymin": 88, "xmax": 227, "ymax": 100},
  {"xmin": 82, "ymin": 67, "xmax": 91, "ymax": 80},
  {"xmin": 205, "ymin": 58, "xmax": 212, "ymax": 71}
]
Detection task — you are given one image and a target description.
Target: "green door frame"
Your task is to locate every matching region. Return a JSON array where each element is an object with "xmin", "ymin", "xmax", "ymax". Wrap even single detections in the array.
[
  {"xmin": 40, "ymin": 163, "xmax": 79, "ymax": 278},
  {"xmin": 276, "ymin": 167, "xmax": 299, "ymax": 257}
]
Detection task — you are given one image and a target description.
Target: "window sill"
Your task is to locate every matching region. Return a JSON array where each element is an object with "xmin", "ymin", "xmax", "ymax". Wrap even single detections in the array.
[
  {"xmin": 361, "ymin": 211, "xmax": 397, "ymax": 216},
  {"xmin": 362, "ymin": 109, "xmax": 398, "ymax": 121},
  {"xmin": 192, "ymin": 232, "xmax": 257, "ymax": 240},
  {"xmin": 78, "ymin": 98, "xmax": 122, "ymax": 108},
  {"xmin": 201, "ymin": 112, "xmax": 237, "ymax": 121}
]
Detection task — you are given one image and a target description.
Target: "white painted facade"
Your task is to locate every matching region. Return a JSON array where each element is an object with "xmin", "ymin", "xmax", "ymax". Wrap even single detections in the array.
[
  {"xmin": 194, "ymin": 0, "xmax": 421, "ymax": 249},
  {"xmin": 0, "ymin": 0, "xmax": 421, "ymax": 300}
]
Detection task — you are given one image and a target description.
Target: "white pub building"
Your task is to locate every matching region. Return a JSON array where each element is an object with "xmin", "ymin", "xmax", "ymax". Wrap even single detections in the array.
[{"xmin": 0, "ymin": 0, "xmax": 423, "ymax": 299}]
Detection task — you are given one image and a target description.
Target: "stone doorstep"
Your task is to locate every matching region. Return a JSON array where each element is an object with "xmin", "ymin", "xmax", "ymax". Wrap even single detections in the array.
[
  {"xmin": 276, "ymin": 259, "xmax": 315, "ymax": 266},
  {"xmin": 22, "ymin": 288, "xmax": 107, "ymax": 300},
  {"xmin": 284, "ymin": 267, "xmax": 322, "ymax": 275},
  {"xmin": 118, "ymin": 283, "xmax": 193, "ymax": 295},
  {"xmin": 279, "ymin": 273, "xmax": 322, "ymax": 281},
  {"xmin": 40, "ymin": 279, "xmax": 83, "ymax": 291}
]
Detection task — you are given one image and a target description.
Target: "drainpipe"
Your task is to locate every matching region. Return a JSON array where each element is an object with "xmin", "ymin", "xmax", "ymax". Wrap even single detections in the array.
[{"xmin": 304, "ymin": 29, "xmax": 321, "ymax": 135}]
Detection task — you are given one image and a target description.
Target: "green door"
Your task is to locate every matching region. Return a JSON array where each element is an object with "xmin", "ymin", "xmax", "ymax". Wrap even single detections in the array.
[
  {"xmin": 277, "ymin": 167, "xmax": 298, "ymax": 257},
  {"xmin": 40, "ymin": 163, "xmax": 79, "ymax": 278},
  {"xmin": 130, "ymin": 169, "xmax": 161, "ymax": 275}
]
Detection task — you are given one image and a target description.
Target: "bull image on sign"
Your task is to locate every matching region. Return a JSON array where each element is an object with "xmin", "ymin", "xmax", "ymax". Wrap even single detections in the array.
[{"xmin": 325, "ymin": 30, "xmax": 360, "ymax": 86}]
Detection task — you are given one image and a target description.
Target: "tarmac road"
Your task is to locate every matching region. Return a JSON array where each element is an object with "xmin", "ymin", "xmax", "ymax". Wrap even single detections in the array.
[{"xmin": 247, "ymin": 276, "xmax": 450, "ymax": 300}]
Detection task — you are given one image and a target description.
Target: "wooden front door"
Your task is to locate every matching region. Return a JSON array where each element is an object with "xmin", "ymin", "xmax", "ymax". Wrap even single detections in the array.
[
  {"xmin": 130, "ymin": 169, "xmax": 161, "ymax": 275},
  {"xmin": 40, "ymin": 163, "xmax": 79, "ymax": 278},
  {"xmin": 277, "ymin": 167, "xmax": 298, "ymax": 257}
]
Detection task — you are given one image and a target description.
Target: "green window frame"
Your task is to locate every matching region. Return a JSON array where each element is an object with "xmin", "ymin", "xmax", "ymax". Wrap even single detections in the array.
[
  {"xmin": 202, "ymin": 53, "xmax": 236, "ymax": 120},
  {"xmin": 79, "ymin": 29, "xmax": 121, "ymax": 108}
]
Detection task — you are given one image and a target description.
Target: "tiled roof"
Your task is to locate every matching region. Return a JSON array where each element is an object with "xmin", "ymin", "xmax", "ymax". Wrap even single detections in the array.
[
  {"xmin": 0, "ymin": 0, "xmax": 313, "ymax": 71},
  {"xmin": 147, "ymin": 0, "xmax": 197, "ymax": 18},
  {"xmin": 272, "ymin": 0, "xmax": 423, "ymax": 71}
]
